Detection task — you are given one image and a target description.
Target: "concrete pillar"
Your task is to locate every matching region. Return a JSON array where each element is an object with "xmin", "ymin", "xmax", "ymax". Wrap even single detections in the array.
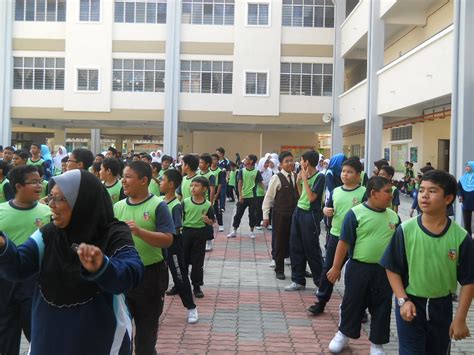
[
  {"xmin": 53, "ymin": 130, "xmax": 66, "ymax": 147},
  {"xmin": 364, "ymin": 0, "xmax": 384, "ymax": 177},
  {"xmin": 90, "ymin": 129, "xmax": 101, "ymax": 155},
  {"xmin": 450, "ymin": 0, "xmax": 474, "ymax": 223},
  {"xmin": 163, "ymin": 0, "xmax": 181, "ymax": 158},
  {"xmin": 0, "ymin": 0, "xmax": 13, "ymax": 147},
  {"xmin": 331, "ymin": 0, "xmax": 346, "ymax": 155},
  {"xmin": 115, "ymin": 137, "xmax": 123, "ymax": 152},
  {"xmin": 181, "ymin": 127, "xmax": 193, "ymax": 154}
]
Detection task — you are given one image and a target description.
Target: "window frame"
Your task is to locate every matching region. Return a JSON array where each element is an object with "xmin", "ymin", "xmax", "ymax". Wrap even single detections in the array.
[
  {"xmin": 281, "ymin": 0, "xmax": 334, "ymax": 28},
  {"xmin": 76, "ymin": 67, "xmax": 101, "ymax": 93},
  {"xmin": 180, "ymin": 59, "xmax": 233, "ymax": 95},
  {"xmin": 114, "ymin": 0, "xmax": 167, "ymax": 24},
  {"xmin": 181, "ymin": 0, "xmax": 235, "ymax": 26},
  {"xmin": 280, "ymin": 62, "xmax": 333, "ymax": 97},
  {"xmin": 112, "ymin": 58, "xmax": 166, "ymax": 93},
  {"xmin": 244, "ymin": 70, "xmax": 269, "ymax": 97},
  {"xmin": 79, "ymin": 0, "xmax": 102, "ymax": 23},
  {"xmin": 13, "ymin": 56, "xmax": 65, "ymax": 91},
  {"xmin": 246, "ymin": 2, "xmax": 271, "ymax": 27},
  {"xmin": 15, "ymin": 0, "xmax": 66, "ymax": 22}
]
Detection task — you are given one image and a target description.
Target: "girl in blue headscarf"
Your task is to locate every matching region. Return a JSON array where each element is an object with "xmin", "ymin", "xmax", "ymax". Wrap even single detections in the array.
[
  {"xmin": 40, "ymin": 145, "xmax": 53, "ymax": 181},
  {"xmin": 325, "ymin": 153, "xmax": 347, "ymax": 194},
  {"xmin": 458, "ymin": 161, "xmax": 474, "ymax": 236}
]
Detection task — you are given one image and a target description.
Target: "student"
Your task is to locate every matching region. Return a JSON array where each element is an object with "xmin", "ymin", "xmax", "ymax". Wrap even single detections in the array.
[
  {"xmin": 256, "ymin": 158, "xmax": 273, "ymax": 229},
  {"xmin": 308, "ymin": 157, "xmax": 366, "ymax": 315},
  {"xmin": 326, "ymin": 176, "xmax": 399, "ymax": 354},
  {"xmin": 3, "ymin": 146, "xmax": 15, "ymax": 166},
  {"xmin": 380, "ymin": 170, "xmax": 474, "ymax": 355},
  {"xmin": 141, "ymin": 154, "xmax": 153, "ymax": 165},
  {"xmin": 27, "ymin": 143, "xmax": 44, "ymax": 168},
  {"xmin": 378, "ymin": 165, "xmax": 400, "ymax": 213},
  {"xmin": 227, "ymin": 154, "xmax": 263, "ymax": 239},
  {"xmin": 106, "ymin": 146, "xmax": 118, "ymax": 159},
  {"xmin": 40, "ymin": 145, "xmax": 54, "ymax": 181},
  {"xmin": 160, "ymin": 169, "xmax": 199, "ymax": 324},
  {"xmin": 37, "ymin": 166, "xmax": 49, "ymax": 199},
  {"xmin": 262, "ymin": 151, "xmax": 298, "ymax": 280},
  {"xmin": 91, "ymin": 161, "xmax": 102, "ymax": 179},
  {"xmin": 94, "ymin": 153, "xmax": 105, "ymax": 164},
  {"xmin": 285, "ymin": 150, "xmax": 325, "ymax": 291},
  {"xmin": 182, "ymin": 176, "xmax": 215, "ymax": 298},
  {"xmin": 216, "ymin": 147, "xmax": 231, "ymax": 212},
  {"xmin": 66, "ymin": 148, "xmax": 94, "ymax": 171},
  {"xmin": 60, "ymin": 156, "xmax": 68, "ymax": 174},
  {"xmin": 458, "ymin": 161, "xmax": 474, "ymax": 236},
  {"xmin": 114, "ymin": 161, "xmax": 174, "ymax": 355},
  {"xmin": 100, "ymin": 158, "xmax": 126, "ymax": 205},
  {"xmin": 0, "ymin": 165, "xmax": 52, "ymax": 355},
  {"xmin": 159, "ymin": 155, "xmax": 173, "ymax": 179},
  {"xmin": 177, "ymin": 154, "xmax": 199, "ymax": 201},
  {"xmin": 12, "ymin": 149, "xmax": 29, "ymax": 167},
  {"xmin": 210, "ymin": 153, "xmax": 225, "ymax": 232},
  {"xmin": 325, "ymin": 153, "xmax": 347, "ymax": 194},
  {"xmin": 149, "ymin": 162, "xmax": 162, "ymax": 197},
  {"xmin": 226, "ymin": 162, "xmax": 237, "ymax": 202},
  {"xmin": 198, "ymin": 154, "xmax": 216, "ymax": 203},
  {"xmin": 0, "ymin": 161, "xmax": 14, "ymax": 203}
]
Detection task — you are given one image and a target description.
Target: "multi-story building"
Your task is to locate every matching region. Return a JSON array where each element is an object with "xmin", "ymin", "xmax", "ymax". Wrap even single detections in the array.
[{"xmin": 0, "ymin": 0, "xmax": 335, "ymax": 158}]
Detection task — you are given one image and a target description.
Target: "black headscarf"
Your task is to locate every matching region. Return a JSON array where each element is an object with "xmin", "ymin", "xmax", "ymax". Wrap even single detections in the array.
[{"xmin": 39, "ymin": 170, "xmax": 133, "ymax": 307}]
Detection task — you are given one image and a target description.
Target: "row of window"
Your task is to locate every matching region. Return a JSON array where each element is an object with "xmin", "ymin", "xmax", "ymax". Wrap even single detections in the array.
[
  {"xmin": 15, "ymin": 0, "xmax": 334, "ymax": 28},
  {"xmin": 12, "ymin": 57, "xmax": 333, "ymax": 96}
]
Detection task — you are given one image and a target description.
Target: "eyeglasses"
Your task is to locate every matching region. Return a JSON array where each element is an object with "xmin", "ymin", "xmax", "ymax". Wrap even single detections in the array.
[
  {"xmin": 47, "ymin": 194, "xmax": 68, "ymax": 205},
  {"xmin": 24, "ymin": 180, "xmax": 42, "ymax": 186}
]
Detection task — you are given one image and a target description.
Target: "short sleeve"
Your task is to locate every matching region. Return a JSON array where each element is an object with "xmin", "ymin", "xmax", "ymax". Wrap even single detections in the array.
[
  {"xmin": 218, "ymin": 171, "xmax": 226, "ymax": 185},
  {"xmin": 207, "ymin": 205, "xmax": 215, "ymax": 221},
  {"xmin": 457, "ymin": 234, "xmax": 474, "ymax": 286},
  {"xmin": 209, "ymin": 175, "xmax": 216, "ymax": 186},
  {"xmin": 171, "ymin": 204, "xmax": 183, "ymax": 230},
  {"xmin": 255, "ymin": 171, "xmax": 263, "ymax": 183},
  {"xmin": 392, "ymin": 188, "xmax": 400, "ymax": 206},
  {"xmin": 311, "ymin": 173, "xmax": 325, "ymax": 196},
  {"xmin": 340, "ymin": 209, "xmax": 359, "ymax": 247},
  {"xmin": 379, "ymin": 226, "xmax": 408, "ymax": 278},
  {"xmin": 154, "ymin": 202, "xmax": 175, "ymax": 234}
]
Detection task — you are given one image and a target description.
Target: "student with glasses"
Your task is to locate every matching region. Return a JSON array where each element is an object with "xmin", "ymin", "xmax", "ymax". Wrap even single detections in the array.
[{"xmin": 66, "ymin": 148, "xmax": 94, "ymax": 171}]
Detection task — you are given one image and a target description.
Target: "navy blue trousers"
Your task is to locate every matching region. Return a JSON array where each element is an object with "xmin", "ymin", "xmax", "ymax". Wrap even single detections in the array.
[{"xmin": 316, "ymin": 234, "xmax": 343, "ymax": 303}]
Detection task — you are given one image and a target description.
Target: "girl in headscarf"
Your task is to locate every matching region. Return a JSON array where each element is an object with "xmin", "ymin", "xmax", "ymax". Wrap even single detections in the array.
[
  {"xmin": 458, "ymin": 161, "xmax": 474, "ymax": 236},
  {"xmin": 256, "ymin": 157, "xmax": 273, "ymax": 228},
  {"xmin": 325, "ymin": 153, "xmax": 347, "ymax": 194},
  {"xmin": 269, "ymin": 158, "xmax": 280, "ymax": 174},
  {"xmin": 0, "ymin": 170, "xmax": 144, "ymax": 355},
  {"xmin": 53, "ymin": 146, "xmax": 67, "ymax": 175},
  {"xmin": 40, "ymin": 145, "xmax": 53, "ymax": 181}
]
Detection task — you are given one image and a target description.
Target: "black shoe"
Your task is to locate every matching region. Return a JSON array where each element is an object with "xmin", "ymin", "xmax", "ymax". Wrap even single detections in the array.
[
  {"xmin": 304, "ymin": 271, "xmax": 313, "ymax": 278},
  {"xmin": 166, "ymin": 286, "xmax": 178, "ymax": 296},
  {"xmin": 361, "ymin": 311, "xmax": 368, "ymax": 323},
  {"xmin": 276, "ymin": 272, "xmax": 286, "ymax": 280},
  {"xmin": 308, "ymin": 302, "xmax": 326, "ymax": 316},
  {"xmin": 193, "ymin": 286, "xmax": 204, "ymax": 298}
]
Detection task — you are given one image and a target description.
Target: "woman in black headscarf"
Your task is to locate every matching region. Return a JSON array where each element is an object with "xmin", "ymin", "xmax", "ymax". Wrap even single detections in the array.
[{"xmin": 0, "ymin": 170, "xmax": 144, "ymax": 355}]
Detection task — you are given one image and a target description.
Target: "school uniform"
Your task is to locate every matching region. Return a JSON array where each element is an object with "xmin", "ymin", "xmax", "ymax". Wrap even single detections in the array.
[
  {"xmin": 232, "ymin": 168, "xmax": 263, "ymax": 229},
  {"xmin": 390, "ymin": 185, "xmax": 400, "ymax": 211},
  {"xmin": 105, "ymin": 179, "xmax": 126, "ymax": 204},
  {"xmin": 177, "ymin": 173, "xmax": 197, "ymax": 201},
  {"xmin": 0, "ymin": 178, "xmax": 14, "ymax": 203},
  {"xmin": 210, "ymin": 167, "xmax": 224, "ymax": 227},
  {"xmin": 218, "ymin": 158, "xmax": 231, "ymax": 210},
  {"xmin": 380, "ymin": 216, "xmax": 474, "ymax": 355}
]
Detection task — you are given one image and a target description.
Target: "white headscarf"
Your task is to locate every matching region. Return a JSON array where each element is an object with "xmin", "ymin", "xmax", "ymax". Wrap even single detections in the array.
[
  {"xmin": 257, "ymin": 157, "xmax": 273, "ymax": 190},
  {"xmin": 269, "ymin": 158, "xmax": 279, "ymax": 174},
  {"xmin": 152, "ymin": 150, "xmax": 162, "ymax": 163},
  {"xmin": 53, "ymin": 145, "xmax": 68, "ymax": 170}
]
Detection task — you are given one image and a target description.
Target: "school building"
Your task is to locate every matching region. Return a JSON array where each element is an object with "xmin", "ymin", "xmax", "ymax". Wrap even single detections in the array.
[{"xmin": 0, "ymin": 0, "xmax": 336, "ymax": 159}]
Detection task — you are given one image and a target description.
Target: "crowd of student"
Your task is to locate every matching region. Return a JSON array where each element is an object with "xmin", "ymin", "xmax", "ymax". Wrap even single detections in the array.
[{"xmin": 0, "ymin": 143, "xmax": 473, "ymax": 355}]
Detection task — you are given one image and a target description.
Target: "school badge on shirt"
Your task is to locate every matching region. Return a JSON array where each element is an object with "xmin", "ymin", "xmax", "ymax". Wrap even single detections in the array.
[
  {"xmin": 352, "ymin": 197, "xmax": 359, "ymax": 205},
  {"xmin": 448, "ymin": 249, "xmax": 457, "ymax": 261},
  {"xmin": 35, "ymin": 218, "xmax": 44, "ymax": 228},
  {"xmin": 388, "ymin": 222, "xmax": 397, "ymax": 230},
  {"xmin": 143, "ymin": 212, "xmax": 151, "ymax": 221}
]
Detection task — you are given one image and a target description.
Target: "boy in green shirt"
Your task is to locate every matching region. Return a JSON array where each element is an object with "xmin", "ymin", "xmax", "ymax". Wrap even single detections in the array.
[
  {"xmin": 158, "ymin": 155, "xmax": 173, "ymax": 179},
  {"xmin": 113, "ymin": 161, "xmax": 174, "ymax": 355},
  {"xmin": 381, "ymin": 170, "xmax": 474, "ymax": 354},
  {"xmin": 197, "ymin": 154, "xmax": 216, "ymax": 203},
  {"xmin": 12, "ymin": 150, "xmax": 29, "ymax": 167},
  {"xmin": 327, "ymin": 176, "xmax": 400, "ymax": 354},
  {"xmin": 227, "ymin": 154, "xmax": 263, "ymax": 239},
  {"xmin": 100, "ymin": 158, "xmax": 125, "ymax": 204},
  {"xmin": 309, "ymin": 157, "xmax": 366, "ymax": 315},
  {"xmin": 378, "ymin": 165, "xmax": 400, "ymax": 213},
  {"xmin": 0, "ymin": 161, "xmax": 14, "ymax": 203},
  {"xmin": 211, "ymin": 153, "xmax": 225, "ymax": 232},
  {"xmin": 0, "ymin": 165, "xmax": 51, "ymax": 355},
  {"xmin": 27, "ymin": 143, "xmax": 44, "ymax": 168},
  {"xmin": 177, "ymin": 154, "xmax": 199, "ymax": 201},
  {"xmin": 149, "ymin": 161, "xmax": 162, "ymax": 196},
  {"xmin": 226, "ymin": 161, "xmax": 237, "ymax": 202},
  {"xmin": 182, "ymin": 176, "xmax": 215, "ymax": 298}
]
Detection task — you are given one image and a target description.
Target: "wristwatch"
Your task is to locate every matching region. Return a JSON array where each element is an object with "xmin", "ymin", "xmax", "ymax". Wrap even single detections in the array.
[{"xmin": 397, "ymin": 297, "xmax": 410, "ymax": 307}]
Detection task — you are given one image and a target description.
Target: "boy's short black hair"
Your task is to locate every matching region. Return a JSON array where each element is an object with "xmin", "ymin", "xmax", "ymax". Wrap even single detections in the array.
[
  {"xmin": 9, "ymin": 165, "xmax": 39, "ymax": 193},
  {"xmin": 182, "ymin": 154, "xmax": 199, "ymax": 172},
  {"xmin": 421, "ymin": 170, "xmax": 457, "ymax": 204},
  {"xmin": 161, "ymin": 155, "xmax": 173, "ymax": 163},
  {"xmin": 211, "ymin": 153, "xmax": 219, "ymax": 161},
  {"xmin": 380, "ymin": 165, "xmax": 395, "ymax": 178},
  {"xmin": 30, "ymin": 143, "xmax": 41, "ymax": 150},
  {"xmin": 200, "ymin": 154, "xmax": 212, "ymax": 166},
  {"xmin": 151, "ymin": 162, "xmax": 161, "ymax": 172},
  {"xmin": 141, "ymin": 154, "xmax": 152, "ymax": 163},
  {"xmin": 374, "ymin": 159, "xmax": 389, "ymax": 171},
  {"xmin": 127, "ymin": 161, "xmax": 152, "ymax": 186},
  {"xmin": 164, "ymin": 169, "xmax": 182, "ymax": 189},
  {"xmin": 247, "ymin": 154, "xmax": 258, "ymax": 164},
  {"xmin": 0, "ymin": 160, "xmax": 11, "ymax": 176},
  {"xmin": 92, "ymin": 161, "xmax": 102, "ymax": 174},
  {"xmin": 301, "ymin": 150, "xmax": 319, "ymax": 167},
  {"xmin": 14, "ymin": 149, "xmax": 30, "ymax": 161},
  {"xmin": 408, "ymin": 162, "xmax": 414, "ymax": 167},
  {"xmin": 366, "ymin": 176, "xmax": 391, "ymax": 197},
  {"xmin": 96, "ymin": 153, "xmax": 105, "ymax": 159},
  {"xmin": 192, "ymin": 176, "xmax": 210, "ymax": 190},
  {"xmin": 133, "ymin": 153, "xmax": 141, "ymax": 159},
  {"xmin": 108, "ymin": 146, "xmax": 118, "ymax": 156},
  {"xmin": 102, "ymin": 158, "xmax": 121, "ymax": 176},
  {"xmin": 61, "ymin": 156, "xmax": 68, "ymax": 163},
  {"xmin": 72, "ymin": 148, "xmax": 94, "ymax": 170},
  {"xmin": 342, "ymin": 157, "xmax": 363, "ymax": 174},
  {"xmin": 4, "ymin": 146, "xmax": 15, "ymax": 152},
  {"xmin": 216, "ymin": 147, "xmax": 225, "ymax": 155},
  {"xmin": 279, "ymin": 151, "xmax": 293, "ymax": 163}
]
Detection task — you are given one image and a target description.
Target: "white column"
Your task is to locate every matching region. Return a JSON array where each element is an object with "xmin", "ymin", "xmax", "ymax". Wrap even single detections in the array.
[
  {"xmin": 330, "ymin": 0, "xmax": 345, "ymax": 155},
  {"xmin": 0, "ymin": 0, "xmax": 13, "ymax": 147},
  {"xmin": 90, "ymin": 129, "xmax": 101, "ymax": 155},
  {"xmin": 163, "ymin": 0, "xmax": 181, "ymax": 158},
  {"xmin": 364, "ymin": 0, "xmax": 384, "ymax": 176},
  {"xmin": 450, "ymin": 0, "xmax": 474, "ymax": 223}
]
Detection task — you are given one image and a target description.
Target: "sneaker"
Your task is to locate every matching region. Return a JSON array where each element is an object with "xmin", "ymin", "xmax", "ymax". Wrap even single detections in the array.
[
  {"xmin": 328, "ymin": 331, "xmax": 349, "ymax": 353},
  {"xmin": 284, "ymin": 258, "xmax": 291, "ymax": 265},
  {"xmin": 166, "ymin": 286, "xmax": 178, "ymax": 296},
  {"xmin": 227, "ymin": 230, "xmax": 237, "ymax": 238},
  {"xmin": 267, "ymin": 225, "xmax": 272, "ymax": 230},
  {"xmin": 370, "ymin": 343, "xmax": 385, "ymax": 355},
  {"xmin": 268, "ymin": 259, "xmax": 276, "ymax": 268},
  {"xmin": 187, "ymin": 308, "xmax": 199, "ymax": 324},
  {"xmin": 218, "ymin": 226, "xmax": 224, "ymax": 232},
  {"xmin": 249, "ymin": 233, "xmax": 256, "ymax": 239},
  {"xmin": 284, "ymin": 282, "xmax": 305, "ymax": 291},
  {"xmin": 193, "ymin": 286, "xmax": 204, "ymax": 298},
  {"xmin": 205, "ymin": 240, "xmax": 213, "ymax": 251},
  {"xmin": 255, "ymin": 226, "xmax": 263, "ymax": 230},
  {"xmin": 308, "ymin": 302, "xmax": 326, "ymax": 315},
  {"xmin": 276, "ymin": 272, "xmax": 286, "ymax": 280}
]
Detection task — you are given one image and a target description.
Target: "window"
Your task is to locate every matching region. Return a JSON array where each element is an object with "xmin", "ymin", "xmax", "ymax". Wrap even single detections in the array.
[
  {"xmin": 280, "ymin": 62, "xmax": 332, "ymax": 96},
  {"xmin": 15, "ymin": 0, "xmax": 66, "ymax": 22},
  {"xmin": 182, "ymin": 0, "xmax": 234, "ymax": 25},
  {"xmin": 391, "ymin": 126, "xmax": 412, "ymax": 141},
  {"xmin": 180, "ymin": 60, "xmax": 233, "ymax": 94},
  {"xmin": 13, "ymin": 57, "xmax": 65, "ymax": 90},
  {"xmin": 115, "ymin": 0, "xmax": 167, "ymax": 24},
  {"xmin": 80, "ymin": 0, "xmax": 100, "ymax": 22},
  {"xmin": 77, "ymin": 69, "xmax": 99, "ymax": 91},
  {"xmin": 282, "ymin": 0, "xmax": 334, "ymax": 28},
  {"xmin": 247, "ymin": 3, "xmax": 269, "ymax": 26},
  {"xmin": 113, "ymin": 59, "xmax": 165, "ymax": 92},
  {"xmin": 245, "ymin": 71, "xmax": 268, "ymax": 95}
]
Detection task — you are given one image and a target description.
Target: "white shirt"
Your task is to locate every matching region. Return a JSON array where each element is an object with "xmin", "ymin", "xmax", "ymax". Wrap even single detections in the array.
[{"xmin": 262, "ymin": 172, "xmax": 295, "ymax": 220}]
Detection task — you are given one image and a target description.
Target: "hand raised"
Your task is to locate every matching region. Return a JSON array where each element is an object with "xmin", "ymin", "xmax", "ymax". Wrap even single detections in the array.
[{"xmin": 77, "ymin": 243, "xmax": 104, "ymax": 273}]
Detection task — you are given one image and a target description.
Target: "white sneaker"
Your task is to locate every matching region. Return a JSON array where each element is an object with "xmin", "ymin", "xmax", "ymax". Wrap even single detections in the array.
[
  {"xmin": 370, "ymin": 343, "xmax": 385, "ymax": 355},
  {"xmin": 328, "ymin": 331, "xmax": 349, "ymax": 353},
  {"xmin": 268, "ymin": 259, "xmax": 276, "ymax": 268},
  {"xmin": 205, "ymin": 241, "xmax": 213, "ymax": 251},
  {"xmin": 249, "ymin": 233, "xmax": 256, "ymax": 239},
  {"xmin": 284, "ymin": 258, "xmax": 291, "ymax": 265},
  {"xmin": 227, "ymin": 230, "xmax": 237, "ymax": 238},
  {"xmin": 218, "ymin": 226, "xmax": 224, "ymax": 232},
  {"xmin": 187, "ymin": 308, "xmax": 199, "ymax": 324},
  {"xmin": 267, "ymin": 225, "xmax": 272, "ymax": 230},
  {"xmin": 284, "ymin": 282, "xmax": 305, "ymax": 291},
  {"xmin": 255, "ymin": 226, "xmax": 263, "ymax": 230}
]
